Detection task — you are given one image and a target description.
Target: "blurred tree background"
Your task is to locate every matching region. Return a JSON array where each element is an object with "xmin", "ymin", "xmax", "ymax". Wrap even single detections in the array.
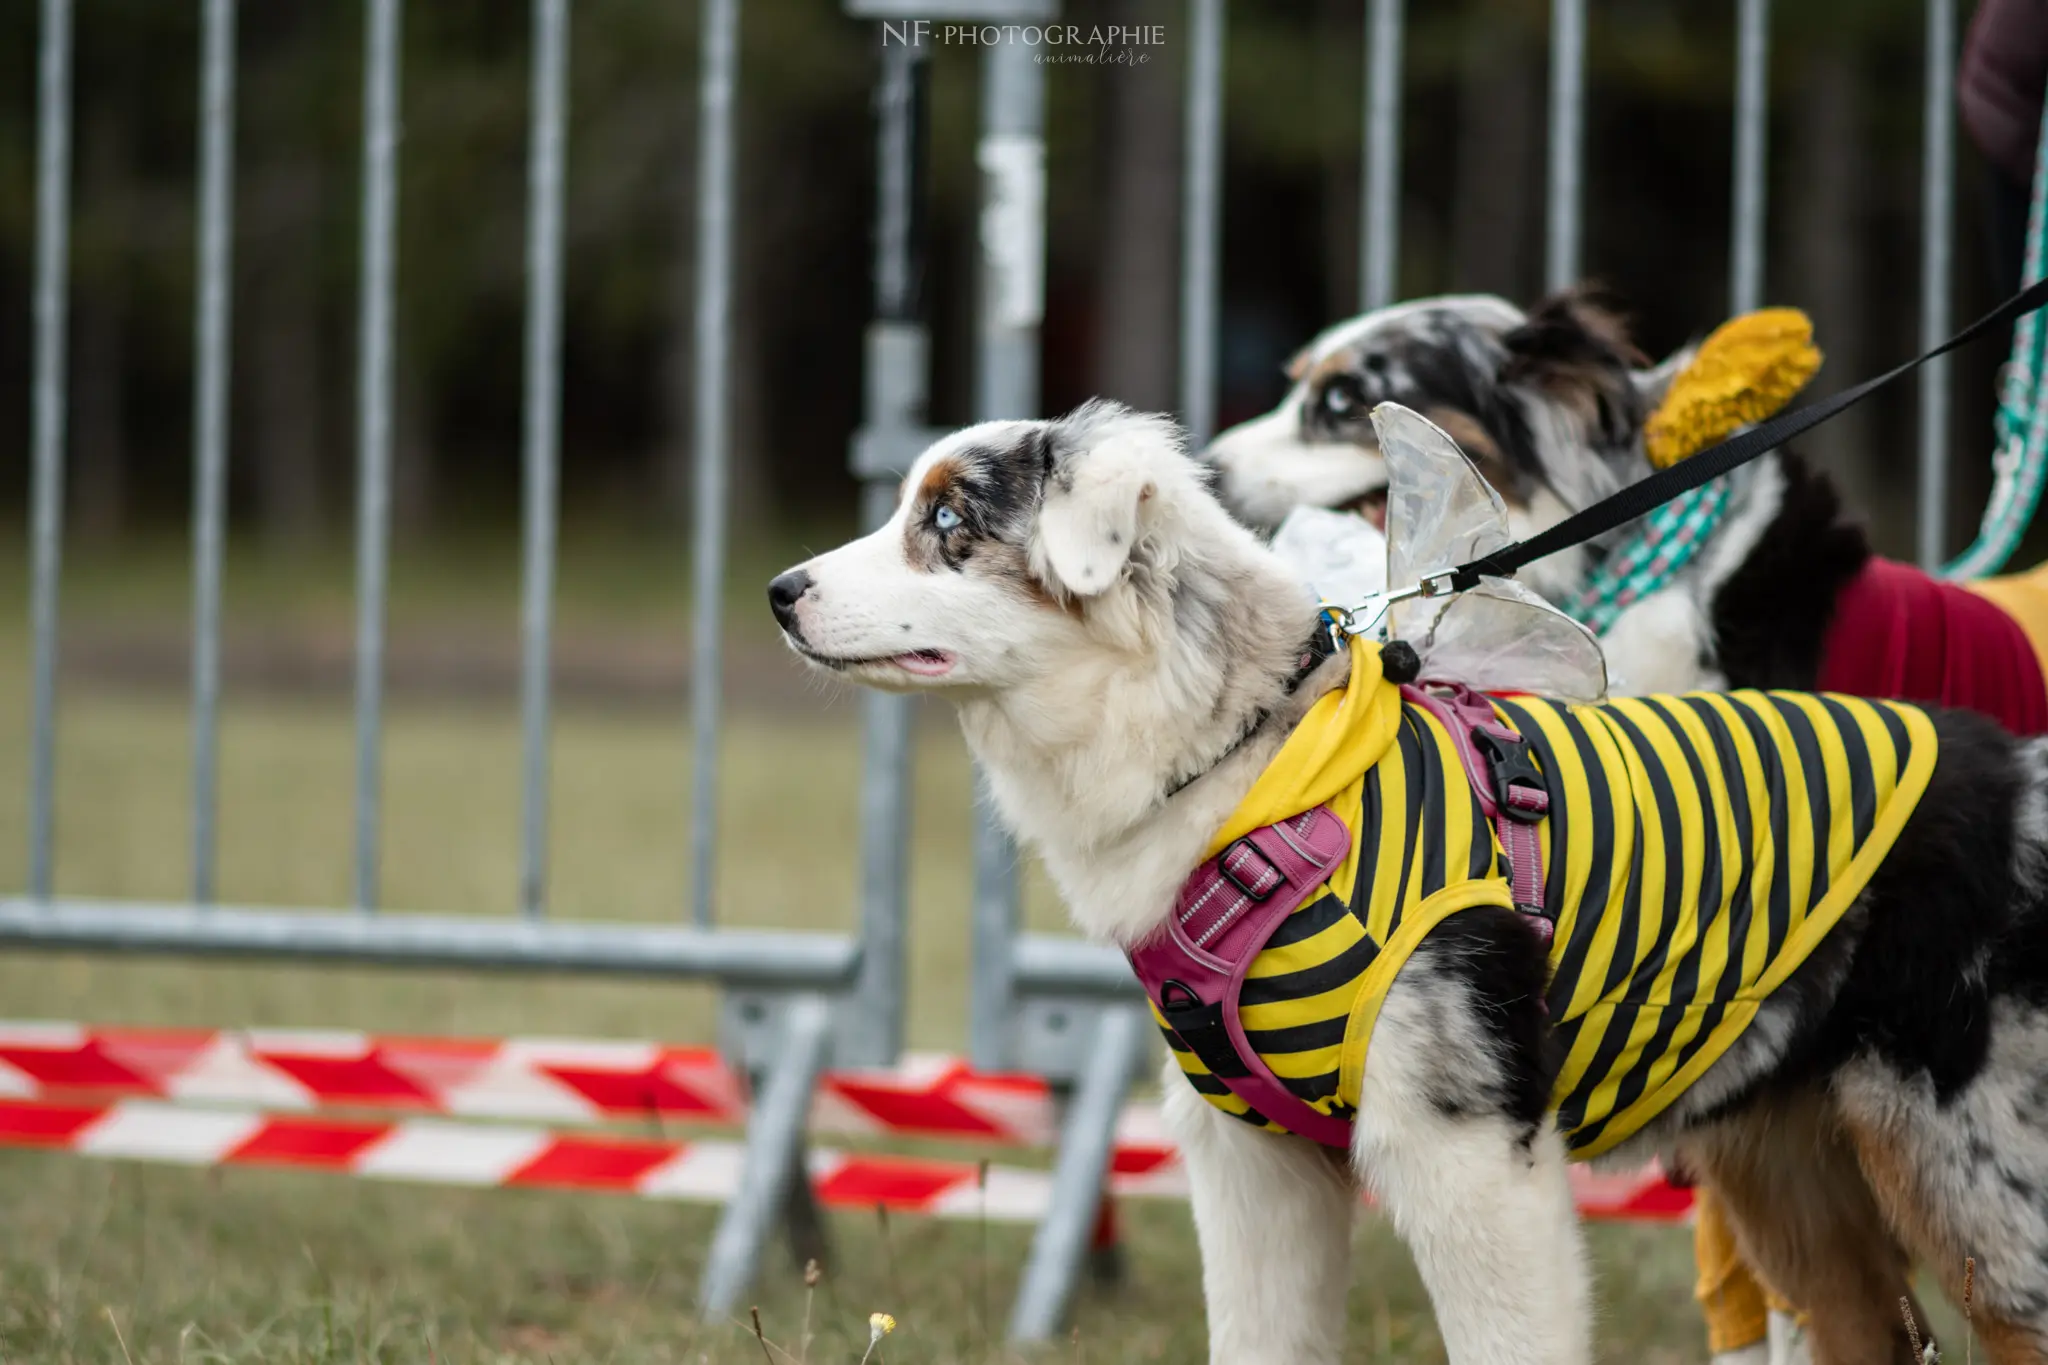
[{"xmin": 0, "ymin": 0, "xmax": 2008, "ymax": 558}]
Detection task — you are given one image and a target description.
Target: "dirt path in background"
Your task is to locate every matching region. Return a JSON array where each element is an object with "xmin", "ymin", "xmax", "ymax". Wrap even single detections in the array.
[{"xmin": 56, "ymin": 619, "xmax": 842, "ymax": 713}]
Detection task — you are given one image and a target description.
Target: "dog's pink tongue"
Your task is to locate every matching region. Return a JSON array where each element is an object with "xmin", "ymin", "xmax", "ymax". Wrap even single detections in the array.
[{"xmin": 895, "ymin": 649, "xmax": 955, "ymax": 677}]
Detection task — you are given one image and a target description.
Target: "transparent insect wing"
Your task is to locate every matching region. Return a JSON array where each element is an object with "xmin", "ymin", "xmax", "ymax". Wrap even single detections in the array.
[
  {"xmin": 1420, "ymin": 578, "xmax": 1609, "ymax": 704},
  {"xmin": 1374, "ymin": 403, "xmax": 1514, "ymax": 584},
  {"xmin": 1371, "ymin": 403, "xmax": 1516, "ymax": 639}
]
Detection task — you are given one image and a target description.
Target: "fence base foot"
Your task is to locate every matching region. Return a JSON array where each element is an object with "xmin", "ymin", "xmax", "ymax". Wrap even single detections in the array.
[
  {"xmin": 1006, "ymin": 1005, "xmax": 1147, "ymax": 1342},
  {"xmin": 696, "ymin": 993, "xmax": 833, "ymax": 1320},
  {"xmin": 1086, "ymin": 1197, "xmax": 1125, "ymax": 1287},
  {"xmin": 782, "ymin": 1142, "xmax": 832, "ymax": 1273}
]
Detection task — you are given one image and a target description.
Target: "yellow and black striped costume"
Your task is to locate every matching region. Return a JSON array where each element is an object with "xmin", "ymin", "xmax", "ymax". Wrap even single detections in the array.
[{"xmin": 1162, "ymin": 639, "xmax": 1938, "ymax": 1158}]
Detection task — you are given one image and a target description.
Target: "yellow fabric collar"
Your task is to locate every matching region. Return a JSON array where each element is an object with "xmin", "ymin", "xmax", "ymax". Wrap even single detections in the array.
[{"xmin": 1203, "ymin": 636, "xmax": 1403, "ymax": 859}]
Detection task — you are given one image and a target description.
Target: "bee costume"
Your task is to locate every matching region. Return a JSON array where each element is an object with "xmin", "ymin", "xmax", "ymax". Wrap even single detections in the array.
[{"xmin": 1127, "ymin": 635, "xmax": 1938, "ymax": 1159}]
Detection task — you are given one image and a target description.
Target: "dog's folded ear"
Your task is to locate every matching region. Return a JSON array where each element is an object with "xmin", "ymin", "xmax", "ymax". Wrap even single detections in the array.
[
  {"xmin": 1501, "ymin": 284, "xmax": 1648, "ymax": 383},
  {"xmin": 1031, "ymin": 402, "xmax": 1185, "ymax": 599},
  {"xmin": 1035, "ymin": 435, "xmax": 1152, "ymax": 597},
  {"xmin": 1501, "ymin": 284, "xmax": 1652, "ymax": 449}
]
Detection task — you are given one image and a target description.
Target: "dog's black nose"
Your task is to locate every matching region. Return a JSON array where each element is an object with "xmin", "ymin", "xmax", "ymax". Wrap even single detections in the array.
[{"xmin": 767, "ymin": 570, "xmax": 812, "ymax": 631}]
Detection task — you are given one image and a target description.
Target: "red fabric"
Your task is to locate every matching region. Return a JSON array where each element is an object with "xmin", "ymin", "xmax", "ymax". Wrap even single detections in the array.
[{"xmin": 1817, "ymin": 557, "xmax": 2048, "ymax": 737}]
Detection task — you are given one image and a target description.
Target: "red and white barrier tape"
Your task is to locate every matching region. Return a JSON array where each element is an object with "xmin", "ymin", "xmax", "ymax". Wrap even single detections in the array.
[
  {"xmin": 0, "ymin": 1023, "xmax": 1692, "ymax": 1222},
  {"xmin": 0, "ymin": 1096, "xmax": 1183, "ymax": 1219},
  {"xmin": 0, "ymin": 1096, "xmax": 1688, "ymax": 1221},
  {"xmin": 0, "ymin": 1021, "xmax": 1072, "ymax": 1142}
]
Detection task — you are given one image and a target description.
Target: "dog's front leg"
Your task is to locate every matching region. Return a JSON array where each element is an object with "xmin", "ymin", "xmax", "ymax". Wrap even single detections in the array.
[
  {"xmin": 1159, "ymin": 1054, "xmax": 1356, "ymax": 1365},
  {"xmin": 1352, "ymin": 918, "xmax": 1591, "ymax": 1365}
]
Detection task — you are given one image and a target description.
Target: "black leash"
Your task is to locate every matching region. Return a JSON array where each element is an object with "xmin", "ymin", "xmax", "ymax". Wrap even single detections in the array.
[{"xmin": 1448, "ymin": 274, "xmax": 2048, "ymax": 592}]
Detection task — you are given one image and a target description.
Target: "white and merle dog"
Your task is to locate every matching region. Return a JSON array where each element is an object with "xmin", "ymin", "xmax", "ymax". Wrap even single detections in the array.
[
  {"xmin": 770, "ymin": 401, "xmax": 2048, "ymax": 1365},
  {"xmin": 1204, "ymin": 288, "xmax": 1857, "ymax": 698}
]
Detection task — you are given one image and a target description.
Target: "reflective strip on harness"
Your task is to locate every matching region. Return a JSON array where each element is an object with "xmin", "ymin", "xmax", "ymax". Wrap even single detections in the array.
[{"xmin": 1125, "ymin": 806, "xmax": 1356, "ymax": 1148}]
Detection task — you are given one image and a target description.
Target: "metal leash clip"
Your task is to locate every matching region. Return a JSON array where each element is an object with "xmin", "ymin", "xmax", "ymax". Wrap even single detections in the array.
[{"xmin": 1323, "ymin": 570, "xmax": 1460, "ymax": 642}]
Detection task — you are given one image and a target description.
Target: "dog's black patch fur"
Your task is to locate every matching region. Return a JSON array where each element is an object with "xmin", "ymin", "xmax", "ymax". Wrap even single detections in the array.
[
  {"xmin": 1792, "ymin": 711, "xmax": 2030, "ymax": 1100},
  {"xmin": 1403, "ymin": 905, "xmax": 1558, "ymax": 1145},
  {"xmin": 911, "ymin": 436, "xmax": 1054, "ymax": 573},
  {"xmin": 1302, "ymin": 313, "xmax": 1549, "ymax": 496},
  {"xmin": 1499, "ymin": 286, "xmax": 1652, "ymax": 453},
  {"xmin": 1707, "ymin": 450, "xmax": 1874, "ymax": 690},
  {"xmin": 957, "ymin": 437, "xmax": 1051, "ymax": 538},
  {"xmin": 1694, "ymin": 712, "xmax": 2040, "ymax": 1137}
]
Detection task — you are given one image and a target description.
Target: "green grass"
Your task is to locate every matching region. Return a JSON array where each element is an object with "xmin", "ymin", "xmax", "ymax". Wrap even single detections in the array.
[{"xmin": 0, "ymin": 536, "xmax": 1718, "ymax": 1362}]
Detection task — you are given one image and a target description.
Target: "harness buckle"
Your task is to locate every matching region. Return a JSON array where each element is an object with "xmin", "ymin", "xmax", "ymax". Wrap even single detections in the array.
[
  {"xmin": 1473, "ymin": 729, "xmax": 1549, "ymax": 824},
  {"xmin": 1217, "ymin": 838, "xmax": 1285, "ymax": 901}
]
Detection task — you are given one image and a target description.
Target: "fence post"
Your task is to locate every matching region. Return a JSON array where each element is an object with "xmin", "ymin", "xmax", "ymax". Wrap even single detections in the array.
[
  {"xmin": 189, "ymin": 0, "xmax": 237, "ymax": 908},
  {"xmin": 968, "ymin": 34, "xmax": 1045, "ymax": 1073},
  {"xmin": 518, "ymin": 0, "xmax": 570, "ymax": 921},
  {"xmin": 1544, "ymin": 0, "xmax": 1586, "ymax": 292},
  {"xmin": 688, "ymin": 0, "xmax": 741, "ymax": 927},
  {"xmin": 1918, "ymin": 0, "xmax": 1956, "ymax": 570},
  {"xmin": 27, "ymin": 0, "xmax": 73, "ymax": 904},
  {"xmin": 1359, "ymin": 0, "xmax": 1403, "ymax": 311},
  {"xmin": 842, "ymin": 29, "xmax": 935, "ymax": 1068},
  {"xmin": 352, "ymin": 0, "xmax": 402, "ymax": 913},
  {"xmin": 1180, "ymin": 0, "xmax": 1225, "ymax": 449},
  {"xmin": 1728, "ymin": 0, "xmax": 1769, "ymax": 316}
]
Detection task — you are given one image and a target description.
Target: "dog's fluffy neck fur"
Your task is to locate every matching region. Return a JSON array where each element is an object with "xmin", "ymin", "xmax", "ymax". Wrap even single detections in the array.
[{"xmin": 957, "ymin": 497, "xmax": 1339, "ymax": 947}]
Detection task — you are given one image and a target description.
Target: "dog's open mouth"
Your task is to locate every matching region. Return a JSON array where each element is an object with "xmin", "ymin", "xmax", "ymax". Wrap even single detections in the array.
[
  {"xmin": 891, "ymin": 648, "xmax": 956, "ymax": 677},
  {"xmin": 796, "ymin": 641, "xmax": 957, "ymax": 679},
  {"xmin": 1337, "ymin": 485, "xmax": 1388, "ymax": 531}
]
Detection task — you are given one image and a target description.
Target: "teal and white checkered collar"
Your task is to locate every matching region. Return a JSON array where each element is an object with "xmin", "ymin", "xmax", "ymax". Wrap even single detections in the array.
[{"xmin": 1562, "ymin": 476, "xmax": 1733, "ymax": 636}]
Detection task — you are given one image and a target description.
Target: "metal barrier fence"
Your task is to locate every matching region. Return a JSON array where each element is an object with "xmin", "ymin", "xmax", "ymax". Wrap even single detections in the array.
[
  {"xmin": 12, "ymin": 0, "xmax": 857, "ymax": 1324},
  {"xmin": 12, "ymin": 0, "xmax": 1974, "ymax": 1344}
]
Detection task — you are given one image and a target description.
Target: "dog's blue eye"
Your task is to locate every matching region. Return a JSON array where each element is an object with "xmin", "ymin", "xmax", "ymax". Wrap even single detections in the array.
[{"xmin": 934, "ymin": 506, "xmax": 962, "ymax": 532}]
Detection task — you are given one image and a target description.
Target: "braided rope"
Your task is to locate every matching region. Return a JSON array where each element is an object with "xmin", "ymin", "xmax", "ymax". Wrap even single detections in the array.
[{"xmin": 1943, "ymin": 99, "xmax": 2048, "ymax": 580}]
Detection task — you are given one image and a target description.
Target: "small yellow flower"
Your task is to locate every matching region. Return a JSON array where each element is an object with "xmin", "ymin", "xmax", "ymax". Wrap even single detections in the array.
[{"xmin": 860, "ymin": 1311, "xmax": 898, "ymax": 1364}]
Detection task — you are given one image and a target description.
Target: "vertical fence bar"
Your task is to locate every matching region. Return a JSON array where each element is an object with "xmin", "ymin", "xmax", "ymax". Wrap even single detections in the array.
[
  {"xmin": 1180, "ymin": 0, "xmax": 1224, "ymax": 448},
  {"xmin": 1544, "ymin": 0, "xmax": 1586, "ymax": 292},
  {"xmin": 518, "ymin": 0, "xmax": 569, "ymax": 920},
  {"xmin": 352, "ymin": 0, "xmax": 402, "ymax": 912},
  {"xmin": 687, "ymin": 0, "xmax": 739, "ymax": 928},
  {"xmin": 1918, "ymin": 0, "xmax": 1956, "ymax": 570},
  {"xmin": 853, "ymin": 479, "xmax": 912, "ymax": 1064},
  {"xmin": 1728, "ymin": 0, "xmax": 1769, "ymax": 315},
  {"xmin": 190, "ymin": 0, "xmax": 238, "ymax": 907},
  {"xmin": 845, "ymin": 37, "xmax": 930, "ymax": 1068},
  {"xmin": 26, "ymin": 0, "xmax": 73, "ymax": 902},
  {"xmin": 969, "ymin": 35, "xmax": 1045, "ymax": 1071},
  {"xmin": 1359, "ymin": 0, "xmax": 1403, "ymax": 311}
]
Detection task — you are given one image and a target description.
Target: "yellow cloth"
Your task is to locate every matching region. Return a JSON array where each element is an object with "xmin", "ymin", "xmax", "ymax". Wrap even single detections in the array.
[
  {"xmin": 1491, "ymin": 690, "xmax": 1936, "ymax": 1156},
  {"xmin": 1166, "ymin": 643, "xmax": 1940, "ymax": 1161},
  {"xmin": 1166, "ymin": 638, "xmax": 1514, "ymax": 1133},
  {"xmin": 1203, "ymin": 634, "xmax": 1402, "ymax": 858},
  {"xmin": 1968, "ymin": 558, "xmax": 2048, "ymax": 688},
  {"xmin": 1694, "ymin": 1187, "xmax": 1798, "ymax": 1353}
]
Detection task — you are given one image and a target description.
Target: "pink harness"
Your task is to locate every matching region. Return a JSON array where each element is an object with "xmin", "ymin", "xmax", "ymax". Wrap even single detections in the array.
[{"xmin": 1124, "ymin": 683, "xmax": 1553, "ymax": 1148}]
